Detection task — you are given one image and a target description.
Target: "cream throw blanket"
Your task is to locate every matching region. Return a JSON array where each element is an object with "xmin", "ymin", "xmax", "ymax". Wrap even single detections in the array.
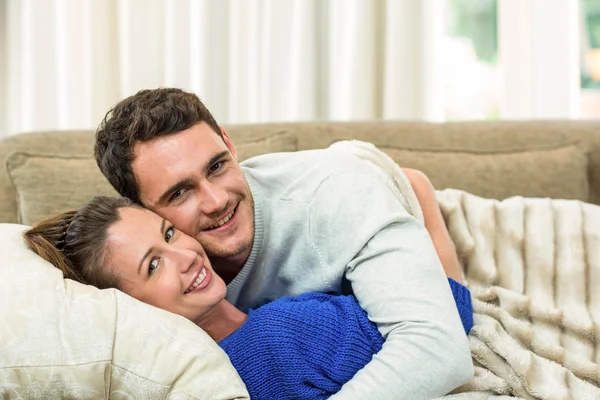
[{"xmin": 331, "ymin": 140, "xmax": 600, "ymax": 400}]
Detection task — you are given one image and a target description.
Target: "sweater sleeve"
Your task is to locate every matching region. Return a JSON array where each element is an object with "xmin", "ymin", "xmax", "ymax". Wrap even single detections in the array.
[
  {"xmin": 448, "ymin": 278, "xmax": 474, "ymax": 334},
  {"xmin": 218, "ymin": 293, "xmax": 385, "ymax": 400},
  {"xmin": 309, "ymin": 170, "xmax": 473, "ymax": 400}
]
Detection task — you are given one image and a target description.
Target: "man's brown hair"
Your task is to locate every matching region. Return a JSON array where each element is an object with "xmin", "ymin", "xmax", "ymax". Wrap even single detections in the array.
[{"xmin": 94, "ymin": 88, "xmax": 222, "ymax": 204}]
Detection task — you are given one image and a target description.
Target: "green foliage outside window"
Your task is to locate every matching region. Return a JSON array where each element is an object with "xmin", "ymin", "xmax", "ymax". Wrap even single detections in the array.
[
  {"xmin": 448, "ymin": 0, "xmax": 498, "ymax": 65},
  {"xmin": 584, "ymin": 0, "xmax": 600, "ymax": 47},
  {"xmin": 583, "ymin": 0, "xmax": 600, "ymax": 89},
  {"xmin": 447, "ymin": 0, "xmax": 499, "ymax": 120},
  {"xmin": 450, "ymin": 0, "xmax": 600, "ymax": 89}
]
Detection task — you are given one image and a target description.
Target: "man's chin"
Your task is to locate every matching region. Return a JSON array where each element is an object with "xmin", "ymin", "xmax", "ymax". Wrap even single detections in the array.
[{"xmin": 200, "ymin": 238, "xmax": 252, "ymax": 263}]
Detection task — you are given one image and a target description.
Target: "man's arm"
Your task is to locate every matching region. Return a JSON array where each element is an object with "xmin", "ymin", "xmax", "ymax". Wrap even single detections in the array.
[{"xmin": 310, "ymin": 168, "xmax": 473, "ymax": 399}]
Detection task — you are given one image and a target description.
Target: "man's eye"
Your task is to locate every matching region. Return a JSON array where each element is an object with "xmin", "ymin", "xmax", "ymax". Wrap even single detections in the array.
[
  {"xmin": 149, "ymin": 257, "xmax": 159, "ymax": 275},
  {"xmin": 165, "ymin": 226, "xmax": 175, "ymax": 242},
  {"xmin": 209, "ymin": 161, "xmax": 224, "ymax": 174},
  {"xmin": 170, "ymin": 188, "xmax": 187, "ymax": 202}
]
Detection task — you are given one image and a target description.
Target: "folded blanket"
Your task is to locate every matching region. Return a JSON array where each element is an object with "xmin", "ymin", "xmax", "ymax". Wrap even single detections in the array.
[
  {"xmin": 435, "ymin": 189, "xmax": 600, "ymax": 400},
  {"xmin": 331, "ymin": 140, "xmax": 600, "ymax": 399}
]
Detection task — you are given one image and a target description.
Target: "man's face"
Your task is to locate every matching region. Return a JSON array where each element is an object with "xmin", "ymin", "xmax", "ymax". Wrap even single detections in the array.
[{"xmin": 131, "ymin": 122, "xmax": 254, "ymax": 272}]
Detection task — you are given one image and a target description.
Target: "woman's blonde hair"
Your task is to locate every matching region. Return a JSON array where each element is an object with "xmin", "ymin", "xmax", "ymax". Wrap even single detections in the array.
[{"xmin": 23, "ymin": 196, "xmax": 136, "ymax": 288}]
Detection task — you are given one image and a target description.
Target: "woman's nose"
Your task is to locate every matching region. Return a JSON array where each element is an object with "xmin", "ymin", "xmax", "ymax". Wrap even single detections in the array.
[{"xmin": 166, "ymin": 246, "xmax": 197, "ymax": 274}]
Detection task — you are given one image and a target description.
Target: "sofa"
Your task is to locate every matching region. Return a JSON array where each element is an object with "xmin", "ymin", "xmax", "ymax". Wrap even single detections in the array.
[
  {"xmin": 2, "ymin": 120, "xmax": 600, "ymax": 225},
  {"xmin": 2, "ymin": 120, "xmax": 600, "ymax": 399}
]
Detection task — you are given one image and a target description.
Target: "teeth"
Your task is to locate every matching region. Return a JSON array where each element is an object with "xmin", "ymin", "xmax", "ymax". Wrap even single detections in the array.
[
  {"xmin": 184, "ymin": 268, "xmax": 207, "ymax": 294},
  {"xmin": 207, "ymin": 209, "xmax": 235, "ymax": 230}
]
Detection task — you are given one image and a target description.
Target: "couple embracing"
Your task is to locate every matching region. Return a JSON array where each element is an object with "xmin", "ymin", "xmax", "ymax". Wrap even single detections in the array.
[{"xmin": 26, "ymin": 88, "xmax": 473, "ymax": 399}]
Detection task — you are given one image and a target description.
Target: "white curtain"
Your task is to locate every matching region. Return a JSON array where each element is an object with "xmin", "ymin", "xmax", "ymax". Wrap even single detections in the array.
[
  {"xmin": 0, "ymin": 0, "xmax": 445, "ymax": 136},
  {"xmin": 498, "ymin": 0, "xmax": 580, "ymax": 119},
  {"xmin": 0, "ymin": 0, "xmax": 443, "ymax": 134},
  {"xmin": 0, "ymin": 0, "xmax": 8, "ymax": 136}
]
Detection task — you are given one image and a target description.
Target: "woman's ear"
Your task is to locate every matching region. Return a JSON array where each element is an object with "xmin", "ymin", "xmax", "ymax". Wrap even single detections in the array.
[{"xmin": 220, "ymin": 126, "xmax": 237, "ymax": 159}]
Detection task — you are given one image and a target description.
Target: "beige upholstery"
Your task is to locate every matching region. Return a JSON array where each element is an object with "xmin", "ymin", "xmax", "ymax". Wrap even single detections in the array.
[{"xmin": 2, "ymin": 120, "xmax": 600, "ymax": 225}]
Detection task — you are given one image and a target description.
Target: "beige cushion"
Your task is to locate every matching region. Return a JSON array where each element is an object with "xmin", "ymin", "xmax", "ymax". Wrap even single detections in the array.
[
  {"xmin": 232, "ymin": 129, "xmax": 297, "ymax": 160},
  {"xmin": 377, "ymin": 143, "xmax": 589, "ymax": 201},
  {"xmin": 0, "ymin": 223, "xmax": 249, "ymax": 399},
  {"xmin": 6, "ymin": 153, "xmax": 117, "ymax": 225}
]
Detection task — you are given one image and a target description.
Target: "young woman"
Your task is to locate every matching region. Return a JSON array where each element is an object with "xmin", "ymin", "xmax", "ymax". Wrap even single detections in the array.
[{"xmin": 24, "ymin": 178, "xmax": 472, "ymax": 400}]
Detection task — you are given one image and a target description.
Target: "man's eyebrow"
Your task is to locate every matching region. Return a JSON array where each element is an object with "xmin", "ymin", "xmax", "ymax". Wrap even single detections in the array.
[
  {"xmin": 155, "ymin": 151, "xmax": 230, "ymax": 206},
  {"xmin": 156, "ymin": 177, "xmax": 195, "ymax": 206},
  {"xmin": 137, "ymin": 218, "xmax": 166, "ymax": 274},
  {"xmin": 207, "ymin": 151, "xmax": 230, "ymax": 171}
]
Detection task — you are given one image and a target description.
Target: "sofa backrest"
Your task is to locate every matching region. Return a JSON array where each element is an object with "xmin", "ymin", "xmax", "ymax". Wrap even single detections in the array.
[{"xmin": 2, "ymin": 120, "xmax": 599, "ymax": 224}]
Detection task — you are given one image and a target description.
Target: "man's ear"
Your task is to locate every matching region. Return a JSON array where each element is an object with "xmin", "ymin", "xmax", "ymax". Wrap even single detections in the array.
[{"xmin": 220, "ymin": 126, "xmax": 237, "ymax": 159}]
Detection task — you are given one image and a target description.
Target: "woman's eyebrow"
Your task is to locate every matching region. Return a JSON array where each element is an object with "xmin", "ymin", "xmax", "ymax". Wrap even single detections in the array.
[
  {"xmin": 137, "ymin": 248, "xmax": 152, "ymax": 275},
  {"xmin": 137, "ymin": 218, "xmax": 166, "ymax": 274}
]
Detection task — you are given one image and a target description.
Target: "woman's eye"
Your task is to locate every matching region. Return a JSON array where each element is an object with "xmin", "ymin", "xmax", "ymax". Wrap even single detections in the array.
[
  {"xmin": 149, "ymin": 257, "xmax": 159, "ymax": 275},
  {"xmin": 165, "ymin": 226, "xmax": 175, "ymax": 242}
]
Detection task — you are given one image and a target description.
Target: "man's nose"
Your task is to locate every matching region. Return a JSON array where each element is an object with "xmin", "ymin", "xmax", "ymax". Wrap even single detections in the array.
[{"xmin": 199, "ymin": 182, "xmax": 228, "ymax": 215}]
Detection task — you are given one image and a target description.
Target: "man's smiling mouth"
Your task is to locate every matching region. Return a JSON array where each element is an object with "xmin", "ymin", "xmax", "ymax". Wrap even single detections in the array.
[{"xmin": 205, "ymin": 207, "xmax": 236, "ymax": 230}]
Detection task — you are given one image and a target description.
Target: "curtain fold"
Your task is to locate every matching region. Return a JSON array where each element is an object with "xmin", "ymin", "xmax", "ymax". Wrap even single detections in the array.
[
  {"xmin": 0, "ymin": 0, "xmax": 7, "ymax": 137},
  {"xmin": 1, "ymin": 0, "xmax": 442, "ymax": 136}
]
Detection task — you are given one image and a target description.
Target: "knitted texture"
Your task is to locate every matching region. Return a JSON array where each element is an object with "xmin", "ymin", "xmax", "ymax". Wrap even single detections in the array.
[
  {"xmin": 448, "ymin": 278, "xmax": 474, "ymax": 334},
  {"xmin": 219, "ymin": 279, "xmax": 472, "ymax": 400}
]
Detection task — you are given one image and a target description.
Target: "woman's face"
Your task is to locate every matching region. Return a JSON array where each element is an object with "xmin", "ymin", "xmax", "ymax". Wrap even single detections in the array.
[{"xmin": 106, "ymin": 206, "xmax": 227, "ymax": 324}]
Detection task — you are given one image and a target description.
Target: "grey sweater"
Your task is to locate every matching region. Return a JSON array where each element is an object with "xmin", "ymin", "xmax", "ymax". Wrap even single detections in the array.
[{"xmin": 228, "ymin": 149, "xmax": 473, "ymax": 399}]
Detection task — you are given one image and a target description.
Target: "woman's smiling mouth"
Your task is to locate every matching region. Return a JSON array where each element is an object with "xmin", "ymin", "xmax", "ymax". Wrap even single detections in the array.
[{"xmin": 184, "ymin": 267, "xmax": 211, "ymax": 294}]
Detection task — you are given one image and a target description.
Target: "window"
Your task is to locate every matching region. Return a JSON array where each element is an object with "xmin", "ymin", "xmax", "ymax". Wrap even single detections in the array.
[
  {"xmin": 444, "ymin": 0, "xmax": 499, "ymax": 120},
  {"xmin": 581, "ymin": 0, "xmax": 600, "ymax": 119},
  {"xmin": 582, "ymin": 0, "xmax": 600, "ymax": 89}
]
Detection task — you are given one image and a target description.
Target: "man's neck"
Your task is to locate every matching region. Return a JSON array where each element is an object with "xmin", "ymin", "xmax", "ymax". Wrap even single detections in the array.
[
  {"xmin": 196, "ymin": 300, "xmax": 247, "ymax": 342},
  {"xmin": 211, "ymin": 254, "xmax": 248, "ymax": 284}
]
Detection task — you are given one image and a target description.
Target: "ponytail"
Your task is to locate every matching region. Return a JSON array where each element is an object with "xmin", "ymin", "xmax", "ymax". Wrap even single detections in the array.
[
  {"xmin": 24, "ymin": 210, "xmax": 85, "ymax": 283},
  {"xmin": 22, "ymin": 196, "xmax": 135, "ymax": 289}
]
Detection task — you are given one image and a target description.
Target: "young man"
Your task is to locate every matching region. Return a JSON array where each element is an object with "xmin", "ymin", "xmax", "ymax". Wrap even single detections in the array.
[{"xmin": 94, "ymin": 88, "xmax": 473, "ymax": 399}]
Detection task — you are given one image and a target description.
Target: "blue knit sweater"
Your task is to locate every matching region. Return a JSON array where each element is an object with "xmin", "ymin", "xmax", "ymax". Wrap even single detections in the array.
[{"xmin": 219, "ymin": 278, "xmax": 472, "ymax": 400}]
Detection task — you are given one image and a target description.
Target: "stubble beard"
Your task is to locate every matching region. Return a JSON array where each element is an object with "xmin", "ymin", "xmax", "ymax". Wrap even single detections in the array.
[
  {"xmin": 198, "ymin": 196, "xmax": 255, "ymax": 272},
  {"xmin": 202, "ymin": 230, "xmax": 254, "ymax": 261}
]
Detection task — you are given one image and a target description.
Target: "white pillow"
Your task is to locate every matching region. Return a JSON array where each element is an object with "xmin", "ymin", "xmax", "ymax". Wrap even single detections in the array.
[{"xmin": 0, "ymin": 223, "xmax": 249, "ymax": 399}]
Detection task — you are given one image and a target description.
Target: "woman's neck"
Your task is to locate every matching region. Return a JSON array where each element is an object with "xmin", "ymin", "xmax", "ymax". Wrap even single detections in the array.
[{"xmin": 196, "ymin": 299, "xmax": 247, "ymax": 342}]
